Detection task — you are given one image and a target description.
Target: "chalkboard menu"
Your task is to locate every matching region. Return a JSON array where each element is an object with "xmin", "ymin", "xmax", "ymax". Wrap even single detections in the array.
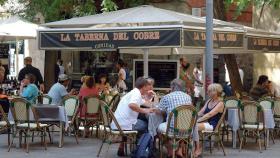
[
  {"xmin": 0, "ymin": 44, "xmax": 9, "ymax": 58},
  {"xmin": 134, "ymin": 60, "xmax": 179, "ymax": 90}
]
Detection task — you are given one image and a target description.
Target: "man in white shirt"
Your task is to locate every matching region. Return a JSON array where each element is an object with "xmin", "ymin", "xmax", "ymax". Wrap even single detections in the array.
[{"xmin": 111, "ymin": 77, "xmax": 155, "ymax": 156}]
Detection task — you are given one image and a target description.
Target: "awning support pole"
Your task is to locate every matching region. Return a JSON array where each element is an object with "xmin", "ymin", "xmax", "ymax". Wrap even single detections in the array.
[
  {"xmin": 16, "ymin": 38, "xmax": 19, "ymax": 76},
  {"xmin": 205, "ymin": 0, "xmax": 214, "ymax": 99},
  {"xmin": 143, "ymin": 48, "xmax": 149, "ymax": 78}
]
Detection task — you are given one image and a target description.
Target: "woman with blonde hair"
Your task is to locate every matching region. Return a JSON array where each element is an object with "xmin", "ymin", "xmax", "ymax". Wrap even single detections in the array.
[{"xmin": 195, "ymin": 83, "xmax": 225, "ymax": 157}]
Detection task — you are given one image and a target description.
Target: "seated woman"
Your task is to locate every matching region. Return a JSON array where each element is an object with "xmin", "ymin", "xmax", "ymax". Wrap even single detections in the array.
[
  {"xmin": 20, "ymin": 73, "xmax": 39, "ymax": 104},
  {"xmin": 196, "ymin": 83, "xmax": 225, "ymax": 157},
  {"xmin": 96, "ymin": 74, "xmax": 111, "ymax": 95},
  {"xmin": 78, "ymin": 76, "xmax": 99, "ymax": 137}
]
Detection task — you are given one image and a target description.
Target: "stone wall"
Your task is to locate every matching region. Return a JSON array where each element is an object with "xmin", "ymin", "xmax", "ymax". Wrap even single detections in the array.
[{"xmin": 252, "ymin": 5, "xmax": 280, "ymax": 87}]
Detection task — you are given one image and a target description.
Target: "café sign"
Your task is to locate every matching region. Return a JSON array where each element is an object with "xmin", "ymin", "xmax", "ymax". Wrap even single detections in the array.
[
  {"xmin": 39, "ymin": 28, "xmax": 182, "ymax": 50},
  {"xmin": 247, "ymin": 36, "xmax": 280, "ymax": 51},
  {"xmin": 184, "ymin": 29, "xmax": 244, "ymax": 48}
]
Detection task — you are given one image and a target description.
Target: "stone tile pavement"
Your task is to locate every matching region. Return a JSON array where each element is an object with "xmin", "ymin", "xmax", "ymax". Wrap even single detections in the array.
[{"xmin": 0, "ymin": 133, "xmax": 279, "ymax": 158}]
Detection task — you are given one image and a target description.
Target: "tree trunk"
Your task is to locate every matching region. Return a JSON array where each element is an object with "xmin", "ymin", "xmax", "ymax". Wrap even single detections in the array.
[
  {"xmin": 214, "ymin": 0, "xmax": 244, "ymax": 94},
  {"xmin": 223, "ymin": 54, "xmax": 243, "ymax": 93}
]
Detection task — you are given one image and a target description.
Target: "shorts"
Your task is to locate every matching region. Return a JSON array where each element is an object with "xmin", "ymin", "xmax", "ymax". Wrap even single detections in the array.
[{"xmin": 203, "ymin": 122, "xmax": 214, "ymax": 131}]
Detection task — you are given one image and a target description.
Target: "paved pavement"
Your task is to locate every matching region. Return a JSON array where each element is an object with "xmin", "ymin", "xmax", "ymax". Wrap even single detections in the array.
[{"xmin": 1, "ymin": 133, "xmax": 280, "ymax": 158}]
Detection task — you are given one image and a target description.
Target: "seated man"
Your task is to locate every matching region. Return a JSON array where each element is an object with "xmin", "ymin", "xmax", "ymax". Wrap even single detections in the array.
[
  {"xmin": 111, "ymin": 77, "xmax": 155, "ymax": 156},
  {"xmin": 250, "ymin": 75, "xmax": 270, "ymax": 100},
  {"xmin": 48, "ymin": 74, "xmax": 75, "ymax": 105},
  {"xmin": 20, "ymin": 73, "xmax": 39, "ymax": 104},
  {"xmin": 155, "ymin": 79, "xmax": 199, "ymax": 158}
]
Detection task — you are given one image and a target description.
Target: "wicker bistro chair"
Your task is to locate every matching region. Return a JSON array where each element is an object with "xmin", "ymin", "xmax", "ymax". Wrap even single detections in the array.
[
  {"xmin": 0, "ymin": 105, "xmax": 13, "ymax": 145},
  {"xmin": 273, "ymin": 97, "xmax": 280, "ymax": 135},
  {"xmin": 239, "ymin": 101, "xmax": 266, "ymax": 153},
  {"xmin": 97, "ymin": 101, "xmax": 137, "ymax": 157},
  {"xmin": 158, "ymin": 105, "xmax": 197, "ymax": 158},
  {"xmin": 62, "ymin": 96, "xmax": 79, "ymax": 117},
  {"xmin": 80, "ymin": 95, "xmax": 101, "ymax": 138},
  {"xmin": 42, "ymin": 95, "xmax": 52, "ymax": 104},
  {"xmin": 222, "ymin": 97, "xmax": 241, "ymax": 142},
  {"xmin": 61, "ymin": 96, "xmax": 79, "ymax": 144},
  {"xmin": 200, "ymin": 107, "xmax": 227, "ymax": 156},
  {"xmin": 8, "ymin": 98, "xmax": 48, "ymax": 153},
  {"xmin": 259, "ymin": 98, "xmax": 275, "ymax": 144},
  {"xmin": 108, "ymin": 94, "xmax": 121, "ymax": 113}
]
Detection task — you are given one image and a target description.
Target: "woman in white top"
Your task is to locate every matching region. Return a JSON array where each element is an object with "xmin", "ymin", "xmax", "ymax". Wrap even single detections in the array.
[
  {"xmin": 193, "ymin": 60, "xmax": 203, "ymax": 105},
  {"xmin": 116, "ymin": 60, "xmax": 127, "ymax": 91},
  {"xmin": 57, "ymin": 59, "xmax": 65, "ymax": 75}
]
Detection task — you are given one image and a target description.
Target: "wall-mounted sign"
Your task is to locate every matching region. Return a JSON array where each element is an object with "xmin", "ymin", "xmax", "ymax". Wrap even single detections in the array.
[
  {"xmin": 184, "ymin": 29, "xmax": 244, "ymax": 48},
  {"xmin": 39, "ymin": 27, "xmax": 182, "ymax": 50},
  {"xmin": 0, "ymin": 44, "xmax": 9, "ymax": 58},
  {"xmin": 247, "ymin": 36, "xmax": 280, "ymax": 51}
]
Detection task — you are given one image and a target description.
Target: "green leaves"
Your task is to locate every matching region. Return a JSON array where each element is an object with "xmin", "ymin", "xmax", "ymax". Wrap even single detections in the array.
[
  {"xmin": 2, "ymin": 0, "xmax": 147, "ymax": 23},
  {"xmin": 0, "ymin": 0, "xmax": 6, "ymax": 5},
  {"xmin": 101, "ymin": 0, "xmax": 118, "ymax": 12},
  {"xmin": 225, "ymin": 0, "xmax": 280, "ymax": 17}
]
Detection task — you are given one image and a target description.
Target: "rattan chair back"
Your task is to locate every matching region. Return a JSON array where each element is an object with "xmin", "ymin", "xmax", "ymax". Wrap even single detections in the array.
[
  {"xmin": 166, "ymin": 105, "xmax": 197, "ymax": 137},
  {"xmin": 100, "ymin": 101, "xmax": 124, "ymax": 135},
  {"xmin": 84, "ymin": 95, "xmax": 100, "ymax": 115},
  {"xmin": 259, "ymin": 98, "xmax": 274, "ymax": 110},
  {"xmin": 62, "ymin": 96, "xmax": 79, "ymax": 117},
  {"xmin": 42, "ymin": 95, "xmax": 52, "ymax": 104},
  {"xmin": 224, "ymin": 97, "xmax": 240, "ymax": 109},
  {"xmin": 214, "ymin": 107, "xmax": 226, "ymax": 132},
  {"xmin": 10, "ymin": 98, "xmax": 31, "ymax": 123},
  {"xmin": 239, "ymin": 101, "xmax": 263, "ymax": 127},
  {"xmin": 100, "ymin": 101, "xmax": 110, "ymax": 127},
  {"xmin": 273, "ymin": 97, "xmax": 280, "ymax": 117},
  {"xmin": 108, "ymin": 94, "xmax": 120, "ymax": 112}
]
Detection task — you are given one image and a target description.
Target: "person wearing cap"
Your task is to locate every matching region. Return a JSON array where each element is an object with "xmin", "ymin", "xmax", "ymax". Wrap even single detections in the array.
[
  {"xmin": 48, "ymin": 74, "xmax": 75, "ymax": 105},
  {"xmin": 20, "ymin": 73, "xmax": 39, "ymax": 104},
  {"xmin": 18, "ymin": 57, "xmax": 45, "ymax": 92}
]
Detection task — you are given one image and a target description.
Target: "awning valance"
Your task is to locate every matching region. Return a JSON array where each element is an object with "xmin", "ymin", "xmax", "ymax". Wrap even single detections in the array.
[{"xmin": 39, "ymin": 26, "xmax": 182, "ymax": 50}]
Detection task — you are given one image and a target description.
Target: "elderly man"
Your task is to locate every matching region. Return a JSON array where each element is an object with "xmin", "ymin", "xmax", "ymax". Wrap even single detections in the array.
[
  {"xmin": 48, "ymin": 74, "xmax": 75, "ymax": 105},
  {"xmin": 155, "ymin": 79, "xmax": 199, "ymax": 158},
  {"xmin": 18, "ymin": 57, "xmax": 45, "ymax": 92},
  {"xmin": 111, "ymin": 77, "xmax": 155, "ymax": 156}
]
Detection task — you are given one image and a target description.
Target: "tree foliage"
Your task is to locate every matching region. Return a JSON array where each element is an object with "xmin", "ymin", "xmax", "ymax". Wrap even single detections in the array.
[
  {"xmin": 225, "ymin": 0, "xmax": 280, "ymax": 21},
  {"xmin": 2, "ymin": 0, "xmax": 147, "ymax": 23}
]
